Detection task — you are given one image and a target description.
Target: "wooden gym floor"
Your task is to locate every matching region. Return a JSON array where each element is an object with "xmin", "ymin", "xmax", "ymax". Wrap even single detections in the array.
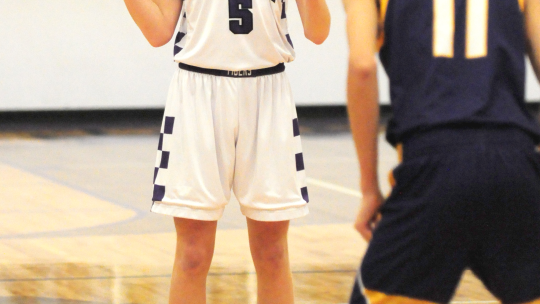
[{"xmin": 0, "ymin": 111, "xmax": 501, "ymax": 303}]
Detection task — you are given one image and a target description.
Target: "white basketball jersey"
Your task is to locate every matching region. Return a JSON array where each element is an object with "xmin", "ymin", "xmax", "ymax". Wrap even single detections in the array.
[{"xmin": 173, "ymin": 0, "xmax": 296, "ymax": 70}]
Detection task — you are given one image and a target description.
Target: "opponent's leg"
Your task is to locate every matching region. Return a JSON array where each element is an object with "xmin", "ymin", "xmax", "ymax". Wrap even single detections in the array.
[
  {"xmin": 468, "ymin": 140, "xmax": 540, "ymax": 304},
  {"xmin": 169, "ymin": 217, "xmax": 217, "ymax": 304},
  {"xmin": 247, "ymin": 218, "xmax": 294, "ymax": 304},
  {"xmin": 363, "ymin": 289, "xmax": 438, "ymax": 304},
  {"xmin": 351, "ymin": 132, "xmax": 478, "ymax": 304}
]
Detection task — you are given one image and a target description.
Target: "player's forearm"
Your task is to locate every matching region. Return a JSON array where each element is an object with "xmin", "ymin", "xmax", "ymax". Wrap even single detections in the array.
[
  {"xmin": 296, "ymin": 0, "xmax": 331, "ymax": 45},
  {"xmin": 343, "ymin": 0, "xmax": 380, "ymax": 195},
  {"xmin": 525, "ymin": 0, "xmax": 540, "ymax": 82},
  {"xmin": 124, "ymin": 0, "xmax": 181, "ymax": 47},
  {"xmin": 347, "ymin": 64, "xmax": 381, "ymax": 196}
]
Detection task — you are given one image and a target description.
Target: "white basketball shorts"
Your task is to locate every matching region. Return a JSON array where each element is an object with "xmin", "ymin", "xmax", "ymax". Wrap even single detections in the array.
[{"xmin": 150, "ymin": 63, "xmax": 309, "ymax": 222}]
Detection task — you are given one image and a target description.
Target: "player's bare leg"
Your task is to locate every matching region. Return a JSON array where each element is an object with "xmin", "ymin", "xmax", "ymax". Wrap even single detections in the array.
[
  {"xmin": 247, "ymin": 218, "xmax": 294, "ymax": 304},
  {"xmin": 169, "ymin": 217, "xmax": 217, "ymax": 304}
]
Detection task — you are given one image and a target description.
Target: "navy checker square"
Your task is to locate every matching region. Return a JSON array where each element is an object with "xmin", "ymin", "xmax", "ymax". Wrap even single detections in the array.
[
  {"xmin": 301, "ymin": 186, "xmax": 309, "ymax": 203},
  {"xmin": 173, "ymin": 12, "xmax": 187, "ymax": 56},
  {"xmin": 293, "ymin": 118, "xmax": 300, "ymax": 137},
  {"xmin": 164, "ymin": 116, "xmax": 175, "ymax": 134},
  {"xmin": 159, "ymin": 151, "xmax": 170, "ymax": 169},
  {"xmin": 153, "ymin": 116, "xmax": 176, "ymax": 202},
  {"xmin": 153, "ymin": 185, "xmax": 166, "ymax": 202},
  {"xmin": 292, "ymin": 118, "xmax": 309, "ymax": 203}
]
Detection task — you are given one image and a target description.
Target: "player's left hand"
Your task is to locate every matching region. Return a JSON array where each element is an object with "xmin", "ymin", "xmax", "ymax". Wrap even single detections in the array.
[{"xmin": 354, "ymin": 191, "xmax": 384, "ymax": 242}]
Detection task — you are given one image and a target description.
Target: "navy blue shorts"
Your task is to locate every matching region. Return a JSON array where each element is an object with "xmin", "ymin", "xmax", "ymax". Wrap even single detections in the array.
[{"xmin": 350, "ymin": 127, "xmax": 540, "ymax": 304}]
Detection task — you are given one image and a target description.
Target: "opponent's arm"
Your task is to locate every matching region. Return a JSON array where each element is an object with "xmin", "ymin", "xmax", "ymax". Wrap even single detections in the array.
[
  {"xmin": 343, "ymin": 0, "xmax": 383, "ymax": 241},
  {"xmin": 525, "ymin": 0, "xmax": 540, "ymax": 81},
  {"xmin": 124, "ymin": 0, "xmax": 182, "ymax": 47},
  {"xmin": 295, "ymin": 0, "xmax": 331, "ymax": 44}
]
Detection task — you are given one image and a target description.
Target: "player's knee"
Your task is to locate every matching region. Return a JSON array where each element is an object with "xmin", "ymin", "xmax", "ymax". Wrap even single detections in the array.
[
  {"xmin": 348, "ymin": 59, "xmax": 377, "ymax": 80},
  {"xmin": 251, "ymin": 241, "xmax": 287, "ymax": 270},
  {"xmin": 179, "ymin": 245, "xmax": 213, "ymax": 275}
]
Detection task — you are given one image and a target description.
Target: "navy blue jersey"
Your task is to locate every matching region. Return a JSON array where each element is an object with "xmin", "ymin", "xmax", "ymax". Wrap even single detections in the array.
[{"xmin": 379, "ymin": 0, "xmax": 540, "ymax": 146}]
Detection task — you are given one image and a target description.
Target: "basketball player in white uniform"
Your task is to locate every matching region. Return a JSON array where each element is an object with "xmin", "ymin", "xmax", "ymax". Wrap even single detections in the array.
[{"xmin": 123, "ymin": 0, "xmax": 330, "ymax": 303}]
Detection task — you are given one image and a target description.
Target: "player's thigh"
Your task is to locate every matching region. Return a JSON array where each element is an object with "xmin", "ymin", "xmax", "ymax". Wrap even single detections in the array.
[
  {"xmin": 151, "ymin": 70, "xmax": 237, "ymax": 220},
  {"xmin": 357, "ymin": 153, "xmax": 470, "ymax": 303},
  {"xmin": 470, "ymin": 148, "xmax": 540, "ymax": 304},
  {"xmin": 233, "ymin": 73, "xmax": 308, "ymax": 221},
  {"xmin": 247, "ymin": 218, "xmax": 289, "ymax": 239}
]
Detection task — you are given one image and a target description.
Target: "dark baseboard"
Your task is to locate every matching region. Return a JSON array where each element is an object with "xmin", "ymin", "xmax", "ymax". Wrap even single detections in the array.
[
  {"xmin": 0, "ymin": 103, "xmax": 539, "ymax": 135},
  {"xmin": 0, "ymin": 109, "xmax": 164, "ymax": 133},
  {"xmin": 296, "ymin": 105, "xmax": 348, "ymax": 119}
]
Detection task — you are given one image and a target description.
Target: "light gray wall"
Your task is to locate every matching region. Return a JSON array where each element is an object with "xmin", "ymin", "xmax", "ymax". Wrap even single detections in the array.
[
  {"xmin": 1, "ymin": 0, "xmax": 539, "ymax": 111},
  {"xmin": 1, "ymin": 0, "xmax": 174, "ymax": 111}
]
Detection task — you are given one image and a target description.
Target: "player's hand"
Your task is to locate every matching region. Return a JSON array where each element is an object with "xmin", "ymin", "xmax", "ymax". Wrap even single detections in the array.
[{"xmin": 354, "ymin": 191, "xmax": 384, "ymax": 242}]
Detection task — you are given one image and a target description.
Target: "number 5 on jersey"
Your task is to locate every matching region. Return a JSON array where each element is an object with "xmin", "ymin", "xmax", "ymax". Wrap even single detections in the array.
[
  {"xmin": 433, "ymin": 0, "xmax": 488, "ymax": 59},
  {"xmin": 229, "ymin": 0, "xmax": 253, "ymax": 34}
]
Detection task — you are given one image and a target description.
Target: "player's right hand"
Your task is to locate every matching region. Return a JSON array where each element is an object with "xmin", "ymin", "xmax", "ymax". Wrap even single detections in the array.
[{"xmin": 354, "ymin": 192, "xmax": 384, "ymax": 242}]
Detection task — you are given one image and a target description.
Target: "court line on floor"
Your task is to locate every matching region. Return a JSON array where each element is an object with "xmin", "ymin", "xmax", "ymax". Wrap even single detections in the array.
[
  {"xmin": 306, "ymin": 178, "xmax": 362, "ymax": 198},
  {"xmin": 0, "ymin": 161, "xmax": 147, "ymax": 240},
  {"xmin": 0, "ymin": 269, "xmax": 357, "ymax": 283}
]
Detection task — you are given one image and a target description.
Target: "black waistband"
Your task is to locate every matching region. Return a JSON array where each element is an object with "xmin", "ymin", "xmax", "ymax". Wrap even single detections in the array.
[{"xmin": 178, "ymin": 63, "xmax": 285, "ymax": 78}]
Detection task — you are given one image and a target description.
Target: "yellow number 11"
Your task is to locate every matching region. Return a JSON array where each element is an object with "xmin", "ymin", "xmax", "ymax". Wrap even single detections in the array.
[{"xmin": 433, "ymin": 0, "xmax": 489, "ymax": 59}]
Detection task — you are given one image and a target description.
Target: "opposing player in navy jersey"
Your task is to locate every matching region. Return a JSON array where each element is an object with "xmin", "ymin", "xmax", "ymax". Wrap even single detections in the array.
[
  {"xmin": 123, "ymin": 0, "xmax": 329, "ymax": 303},
  {"xmin": 344, "ymin": 0, "xmax": 540, "ymax": 303}
]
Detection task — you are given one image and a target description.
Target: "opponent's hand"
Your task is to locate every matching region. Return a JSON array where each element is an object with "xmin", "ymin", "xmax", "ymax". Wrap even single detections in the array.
[{"xmin": 354, "ymin": 192, "xmax": 384, "ymax": 242}]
